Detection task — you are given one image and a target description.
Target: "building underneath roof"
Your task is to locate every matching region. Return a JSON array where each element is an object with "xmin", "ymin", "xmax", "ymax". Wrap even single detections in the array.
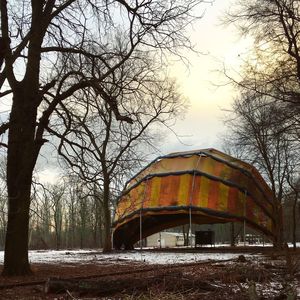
[
  {"xmin": 145, "ymin": 231, "xmax": 193, "ymax": 248},
  {"xmin": 113, "ymin": 148, "xmax": 275, "ymax": 249}
]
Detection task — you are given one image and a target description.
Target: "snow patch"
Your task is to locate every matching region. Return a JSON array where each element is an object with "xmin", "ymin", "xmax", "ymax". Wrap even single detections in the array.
[{"xmin": 0, "ymin": 249, "xmax": 254, "ymax": 265}]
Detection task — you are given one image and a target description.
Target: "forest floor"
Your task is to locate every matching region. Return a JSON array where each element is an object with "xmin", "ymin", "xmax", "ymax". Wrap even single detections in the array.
[{"xmin": 0, "ymin": 247, "xmax": 299, "ymax": 299}]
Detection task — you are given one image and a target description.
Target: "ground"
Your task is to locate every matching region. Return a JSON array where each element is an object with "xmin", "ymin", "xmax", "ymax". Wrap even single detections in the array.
[{"xmin": 0, "ymin": 247, "xmax": 299, "ymax": 299}]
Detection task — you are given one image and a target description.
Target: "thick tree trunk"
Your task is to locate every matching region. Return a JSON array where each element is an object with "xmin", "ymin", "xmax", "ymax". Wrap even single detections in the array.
[
  {"xmin": 273, "ymin": 203, "xmax": 284, "ymax": 249},
  {"xmin": 55, "ymin": 231, "xmax": 61, "ymax": 250},
  {"xmin": 1, "ymin": 0, "xmax": 50, "ymax": 276},
  {"xmin": 2, "ymin": 92, "xmax": 38, "ymax": 275},
  {"xmin": 3, "ymin": 193, "xmax": 32, "ymax": 276}
]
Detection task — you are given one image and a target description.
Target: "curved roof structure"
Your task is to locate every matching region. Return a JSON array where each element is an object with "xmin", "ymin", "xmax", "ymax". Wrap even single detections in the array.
[{"xmin": 113, "ymin": 149, "xmax": 275, "ymax": 249}]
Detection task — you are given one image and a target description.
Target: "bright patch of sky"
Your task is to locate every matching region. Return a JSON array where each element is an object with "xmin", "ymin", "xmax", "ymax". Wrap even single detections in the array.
[
  {"xmin": 162, "ymin": 0, "xmax": 252, "ymax": 154},
  {"xmin": 37, "ymin": 167, "xmax": 62, "ymax": 184}
]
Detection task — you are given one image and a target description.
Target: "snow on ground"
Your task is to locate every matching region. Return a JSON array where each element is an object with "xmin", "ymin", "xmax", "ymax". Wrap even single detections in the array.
[
  {"xmin": 0, "ymin": 248, "xmax": 297, "ymax": 297},
  {"xmin": 0, "ymin": 249, "xmax": 256, "ymax": 265}
]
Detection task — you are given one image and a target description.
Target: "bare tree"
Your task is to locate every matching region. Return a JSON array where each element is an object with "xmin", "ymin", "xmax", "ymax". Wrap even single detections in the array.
[
  {"xmin": 29, "ymin": 187, "xmax": 51, "ymax": 249},
  {"xmin": 225, "ymin": 0, "xmax": 300, "ymax": 132},
  {"xmin": 52, "ymin": 61, "xmax": 185, "ymax": 252},
  {"xmin": 47, "ymin": 183, "xmax": 65, "ymax": 250},
  {"xmin": 0, "ymin": 0, "xmax": 210, "ymax": 275},
  {"xmin": 286, "ymin": 171, "xmax": 300, "ymax": 250},
  {"xmin": 6, "ymin": 170, "xmax": 105, "ymax": 250},
  {"xmin": 223, "ymin": 0, "xmax": 300, "ymax": 248},
  {"xmin": 65, "ymin": 175, "xmax": 80, "ymax": 249},
  {"xmin": 224, "ymin": 93, "xmax": 300, "ymax": 248},
  {"xmin": 58, "ymin": 174, "xmax": 103, "ymax": 249}
]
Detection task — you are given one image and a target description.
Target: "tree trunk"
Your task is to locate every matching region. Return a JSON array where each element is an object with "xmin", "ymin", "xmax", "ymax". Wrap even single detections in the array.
[
  {"xmin": 2, "ymin": 92, "xmax": 38, "ymax": 275},
  {"xmin": 102, "ymin": 180, "xmax": 112, "ymax": 253},
  {"xmin": 55, "ymin": 207, "xmax": 63, "ymax": 250},
  {"xmin": 273, "ymin": 203, "xmax": 284, "ymax": 249},
  {"xmin": 93, "ymin": 207, "xmax": 99, "ymax": 248},
  {"xmin": 55, "ymin": 230, "xmax": 61, "ymax": 251},
  {"xmin": 3, "ymin": 190, "xmax": 32, "ymax": 276},
  {"xmin": 70, "ymin": 201, "xmax": 76, "ymax": 248},
  {"xmin": 99, "ymin": 212, "xmax": 103, "ymax": 248},
  {"xmin": 230, "ymin": 222, "xmax": 235, "ymax": 247},
  {"xmin": 292, "ymin": 194, "xmax": 298, "ymax": 250}
]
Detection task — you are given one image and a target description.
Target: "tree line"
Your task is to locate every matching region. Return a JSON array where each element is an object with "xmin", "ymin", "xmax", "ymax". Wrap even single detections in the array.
[{"xmin": 0, "ymin": 176, "xmax": 114, "ymax": 251}]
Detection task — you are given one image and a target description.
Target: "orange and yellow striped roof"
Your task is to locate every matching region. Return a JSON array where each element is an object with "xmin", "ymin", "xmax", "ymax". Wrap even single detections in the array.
[{"xmin": 113, "ymin": 149, "xmax": 275, "ymax": 245}]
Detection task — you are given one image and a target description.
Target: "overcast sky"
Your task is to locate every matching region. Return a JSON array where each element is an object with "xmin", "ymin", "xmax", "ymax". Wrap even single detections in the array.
[
  {"xmin": 4, "ymin": 0, "xmax": 250, "ymax": 183},
  {"xmin": 39, "ymin": 0, "xmax": 250, "ymax": 182},
  {"xmin": 161, "ymin": 0, "xmax": 250, "ymax": 154}
]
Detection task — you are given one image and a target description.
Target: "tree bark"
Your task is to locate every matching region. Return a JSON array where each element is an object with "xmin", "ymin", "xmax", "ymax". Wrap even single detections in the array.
[
  {"xmin": 2, "ymin": 91, "xmax": 38, "ymax": 275},
  {"xmin": 230, "ymin": 222, "xmax": 235, "ymax": 247},
  {"xmin": 273, "ymin": 203, "xmax": 284, "ymax": 249},
  {"xmin": 3, "ymin": 192, "xmax": 32, "ymax": 276},
  {"xmin": 102, "ymin": 179, "xmax": 112, "ymax": 253},
  {"xmin": 292, "ymin": 194, "xmax": 298, "ymax": 250},
  {"xmin": 1, "ymin": 0, "xmax": 47, "ymax": 275}
]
